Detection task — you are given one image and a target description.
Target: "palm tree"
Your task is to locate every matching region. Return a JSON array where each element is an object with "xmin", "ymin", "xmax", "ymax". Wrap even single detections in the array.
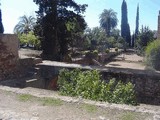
[
  {"xmin": 14, "ymin": 15, "xmax": 36, "ymax": 34},
  {"xmin": 99, "ymin": 9, "xmax": 118, "ymax": 36}
]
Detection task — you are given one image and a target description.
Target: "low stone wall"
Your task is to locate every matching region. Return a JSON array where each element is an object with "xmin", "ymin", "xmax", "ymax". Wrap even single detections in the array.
[
  {"xmin": 0, "ymin": 34, "xmax": 19, "ymax": 80},
  {"xmin": 101, "ymin": 69, "xmax": 160, "ymax": 105},
  {"xmin": 36, "ymin": 61, "xmax": 160, "ymax": 105}
]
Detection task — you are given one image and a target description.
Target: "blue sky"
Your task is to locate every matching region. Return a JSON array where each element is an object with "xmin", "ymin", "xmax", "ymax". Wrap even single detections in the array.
[{"xmin": 1, "ymin": 0, "xmax": 160, "ymax": 33}]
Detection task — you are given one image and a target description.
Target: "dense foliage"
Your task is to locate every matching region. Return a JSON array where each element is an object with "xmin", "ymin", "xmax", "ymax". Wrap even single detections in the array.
[
  {"xmin": 135, "ymin": 26, "xmax": 154, "ymax": 55},
  {"xmin": 121, "ymin": 0, "xmax": 131, "ymax": 47},
  {"xmin": 139, "ymin": 26, "xmax": 154, "ymax": 47},
  {"xmin": 0, "ymin": 9, "xmax": 4, "ymax": 33},
  {"xmin": 99, "ymin": 9, "xmax": 118, "ymax": 36},
  {"xmin": 58, "ymin": 69, "xmax": 137, "ymax": 105},
  {"xmin": 84, "ymin": 27, "xmax": 122, "ymax": 50},
  {"xmin": 84, "ymin": 27, "xmax": 107, "ymax": 45},
  {"xmin": 33, "ymin": 0, "xmax": 87, "ymax": 60},
  {"xmin": 145, "ymin": 40, "xmax": 160, "ymax": 70},
  {"xmin": 18, "ymin": 31, "xmax": 41, "ymax": 49}
]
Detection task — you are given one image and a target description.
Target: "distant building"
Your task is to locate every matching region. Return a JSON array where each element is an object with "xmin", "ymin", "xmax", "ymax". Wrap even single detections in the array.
[{"xmin": 157, "ymin": 11, "xmax": 160, "ymax": 39}]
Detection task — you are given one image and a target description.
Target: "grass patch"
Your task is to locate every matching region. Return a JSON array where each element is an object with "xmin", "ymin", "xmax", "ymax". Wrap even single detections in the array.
[
  {"xmin": 120, "ymin": 112, "xmax": 136, "ymax": 120},
  {"xmin": 41, "ymin": 97, "xmax": 63, "ymax": 106},
  {"xmin": 81, "ymin": 104, "xmax": 97, "ymax": 113},
  {"xmin": 18, "ymin": 94, "xmax": 34, "ymax": 102}
]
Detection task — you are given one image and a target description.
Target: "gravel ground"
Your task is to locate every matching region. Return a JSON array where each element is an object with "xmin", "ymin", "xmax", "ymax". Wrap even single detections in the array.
[{"xmin": 0, "ymin": 86, "xmax": 159, "ymax": 120}]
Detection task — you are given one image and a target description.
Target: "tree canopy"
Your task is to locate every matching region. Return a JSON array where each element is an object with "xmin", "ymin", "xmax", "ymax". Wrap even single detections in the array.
[
  {"xmin": 14, "ymin": 15, "xmax": 36, "ymax": 34},
  {"xmin": 99, "ymin": 9, "xmax": 118, "ymax": 36},
  {"xmin": 33, "ymin": 0, "xmax": 87, "ymax": 60}
]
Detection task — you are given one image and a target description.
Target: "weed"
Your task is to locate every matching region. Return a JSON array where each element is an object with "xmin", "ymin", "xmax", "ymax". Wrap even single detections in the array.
[
  {"xmin": 18, "ymin": 94, "xmax": 34, "ymax": 102},
  {"xmin": 41, "ymin": 97, "xmax": 63, "ymax": 106},
  {"xmin": 81, "ymin": 104, "xmax": 97, "ymax": 113},
  {"xmin": 120, "ymin": 112, "xmax": 136, "ymax": 120}
]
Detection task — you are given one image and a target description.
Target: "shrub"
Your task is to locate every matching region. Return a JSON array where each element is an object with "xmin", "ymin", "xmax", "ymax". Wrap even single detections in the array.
[
  {"xmin": 93, "ymin": 50, "xmax": 98, "ymax": 55},
  {"xmin": 85, "ymin": 50, "xmax": 98, "ymax": 58},
  {"xmin": 105, "ymin": 49, "xmax": 110, "ymax": 53},
  {"xmin": 115, "ymin": 47, "xmax": 118, "ymax": 52},
  {"xmin": 112, "ymin": 82, "xmax": 137, "ymax": 105},
  {"xmin": 145, "ymin": 40, "xmax": 160, "ymax": 70},
  {"xmin": 58, "ymin": 69, "xmax": 137, "ymax": 105}
]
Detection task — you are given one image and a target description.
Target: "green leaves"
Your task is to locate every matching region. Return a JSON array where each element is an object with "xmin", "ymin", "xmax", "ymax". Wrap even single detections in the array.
[
  {"xmin": 33, "ymin": 0, "xmax": 87, "ymax": 60},
  {"xmin": 14, "ymin": 15, "xmax": 36, "ymax": 34},
  {"xmin": 145, "ymin": 40, "xmax": 160, "ymax": 70},
  {"xmin": 99, "ymin": 9, "xmax": 118, "ymax": 36},
  {"xmin": 18, "ymin": 31, "xmax": 41, "ymax": 49},
  {"xmin": 58, "ymin": 69, "xmax": 137, "ymax": 105}
]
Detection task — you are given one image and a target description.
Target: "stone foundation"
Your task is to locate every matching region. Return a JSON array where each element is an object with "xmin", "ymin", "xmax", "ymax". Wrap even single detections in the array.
[
  {"xmin": 0, "ymin": 34, "xmax": 19, "ymax": 80},
  {"xmin": 36, "ymin": 61, "xmax": 160, "ymax": 105}
]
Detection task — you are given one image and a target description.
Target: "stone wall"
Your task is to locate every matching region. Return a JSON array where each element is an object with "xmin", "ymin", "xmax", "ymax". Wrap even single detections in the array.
[
  {"xmin": 102, "ymin": 70, "xmax": 160, "ymax": 105},
  {"xmin": 0, "ymin": 34, "xmax": 19, "ymax": 80},
  {"xmin": 36, "ymin": 61, "xmax": 160, "ymax": 105}
]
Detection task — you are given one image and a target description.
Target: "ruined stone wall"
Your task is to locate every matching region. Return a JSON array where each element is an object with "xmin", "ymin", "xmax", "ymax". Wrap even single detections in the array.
[
  {"xmin": 0, "ymin": 34, "xmax": 19, "ymax": 80},
  {"xmin": 36, "ymin": 62, "xmax": 160, "ymax": 105},
  {"xmin": 102, "ymin": 71, "xmax": 160, "ymax": 105}
]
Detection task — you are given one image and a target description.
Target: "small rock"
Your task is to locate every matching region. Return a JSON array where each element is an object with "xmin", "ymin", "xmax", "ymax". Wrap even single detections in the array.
[{"xmin": 99, "ymin": 116, "xmax": 107, "ymax": 120}]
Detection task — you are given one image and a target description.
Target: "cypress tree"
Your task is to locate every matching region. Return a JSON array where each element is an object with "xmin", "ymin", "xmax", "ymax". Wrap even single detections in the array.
[
  {"xmin": 135, "ymin": 4, "xmax": 139, "ymax": 37},
  {"xmin": 121, "ymin": 0, "xmax": 131, "ymax": 47},
  {"xmin": 0, "ymin": 5, "xmax": 4, "ymax": 33},
  {"xmin": 131, "ymin": 32, "xmax": 135, "ymax": 47}
]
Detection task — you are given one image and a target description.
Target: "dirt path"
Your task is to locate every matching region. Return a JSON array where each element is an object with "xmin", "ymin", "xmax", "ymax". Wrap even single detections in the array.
[
  {"xmin": 0, "ymin": 86, "xmax": 159, "ymax": 120},
  {"xmin": 105, "ymin": 52, "xmax": 145, "ymax": 70}
]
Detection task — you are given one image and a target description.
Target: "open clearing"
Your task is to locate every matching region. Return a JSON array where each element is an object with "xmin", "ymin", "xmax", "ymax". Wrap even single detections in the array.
[{"xmin": 0, "ymin": 86, "xmax": 159, "ymax": 120}]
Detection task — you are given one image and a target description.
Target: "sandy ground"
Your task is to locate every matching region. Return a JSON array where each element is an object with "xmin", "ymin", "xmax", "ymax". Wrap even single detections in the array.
[
  {"xmin": 0, "ymin": 86, "xmax": 159, "ymax": 120},
  {"xmin": 19, "ymin": 48, "xmax": 42, "ymax": 58},
  {"xmin": 105, "ymin": 53, "xmax": 146, "ymax": 70}
]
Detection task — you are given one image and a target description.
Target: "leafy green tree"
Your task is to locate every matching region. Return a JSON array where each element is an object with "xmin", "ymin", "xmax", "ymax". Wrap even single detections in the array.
[
  {"xmin": 145, "ymin": 40, "xmax": 160, "ymax": 70},
  {"xmin": 135, "ymin": 4, "xmax": 139, "ymax": 37},
  {"xmin": 0, "ymin": 8, "xmax": 4, "ymax": 33},
  {"xmin": 135, "ymin": 26, "xmax": 154, "ymax": 55},
  {"xmin": 33, "ymin": 0, "xmax": 87, "ymax": 60},
  {"xmin": 139, "ymin": 26, "xmax": 154, "ymax": 47},
  {"xmin": 88, "ymin": 27, "xmax": 107, "ymax": 43},
  {"xmin": 107, "ymin": 37, "xmax": 116, "ymax": 48},
  {"xmin": 121, "ymin": 0, "xmax": 131, "ymax": 47},
  {"xmin": 99, "ymin": 9, "xmax": 118, "ymax": 36},
  {"xmin": 110, "ymin": 29, "xmax": 120, "ymax": 40},
  {"xmin": 18, "ymin": 31, "xmax": 40, "ymax": 49},
  {"xmin": 14, "ymin": 15, "xmax": 36, "ymax": 34}
]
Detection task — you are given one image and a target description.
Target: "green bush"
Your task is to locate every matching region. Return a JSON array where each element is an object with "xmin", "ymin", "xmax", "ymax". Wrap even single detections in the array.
[
  {"xmin": 115, "ymin": 47, "xmax": 118, "ymax": 52},
  {"xmin": 18, "ymin": 31, "xmax": 41, "ymax": 49},
  {"xmin": 145, "ymin": 40, "xmax": 160, "ymax": 70},
  {"xmin": 105, "ymin": 49, "xmax": 110, "ymax": 53},
  {"xmin": 85, "ymin": 50, "xmax": 98, "ymax": 58},
  {"xmin": 58, "ymin": 69, "xmax": 137, "ymax": 105},
  {"xmin": 93, "ymin": 50, "xmax": 98, "ymax": 55}
]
